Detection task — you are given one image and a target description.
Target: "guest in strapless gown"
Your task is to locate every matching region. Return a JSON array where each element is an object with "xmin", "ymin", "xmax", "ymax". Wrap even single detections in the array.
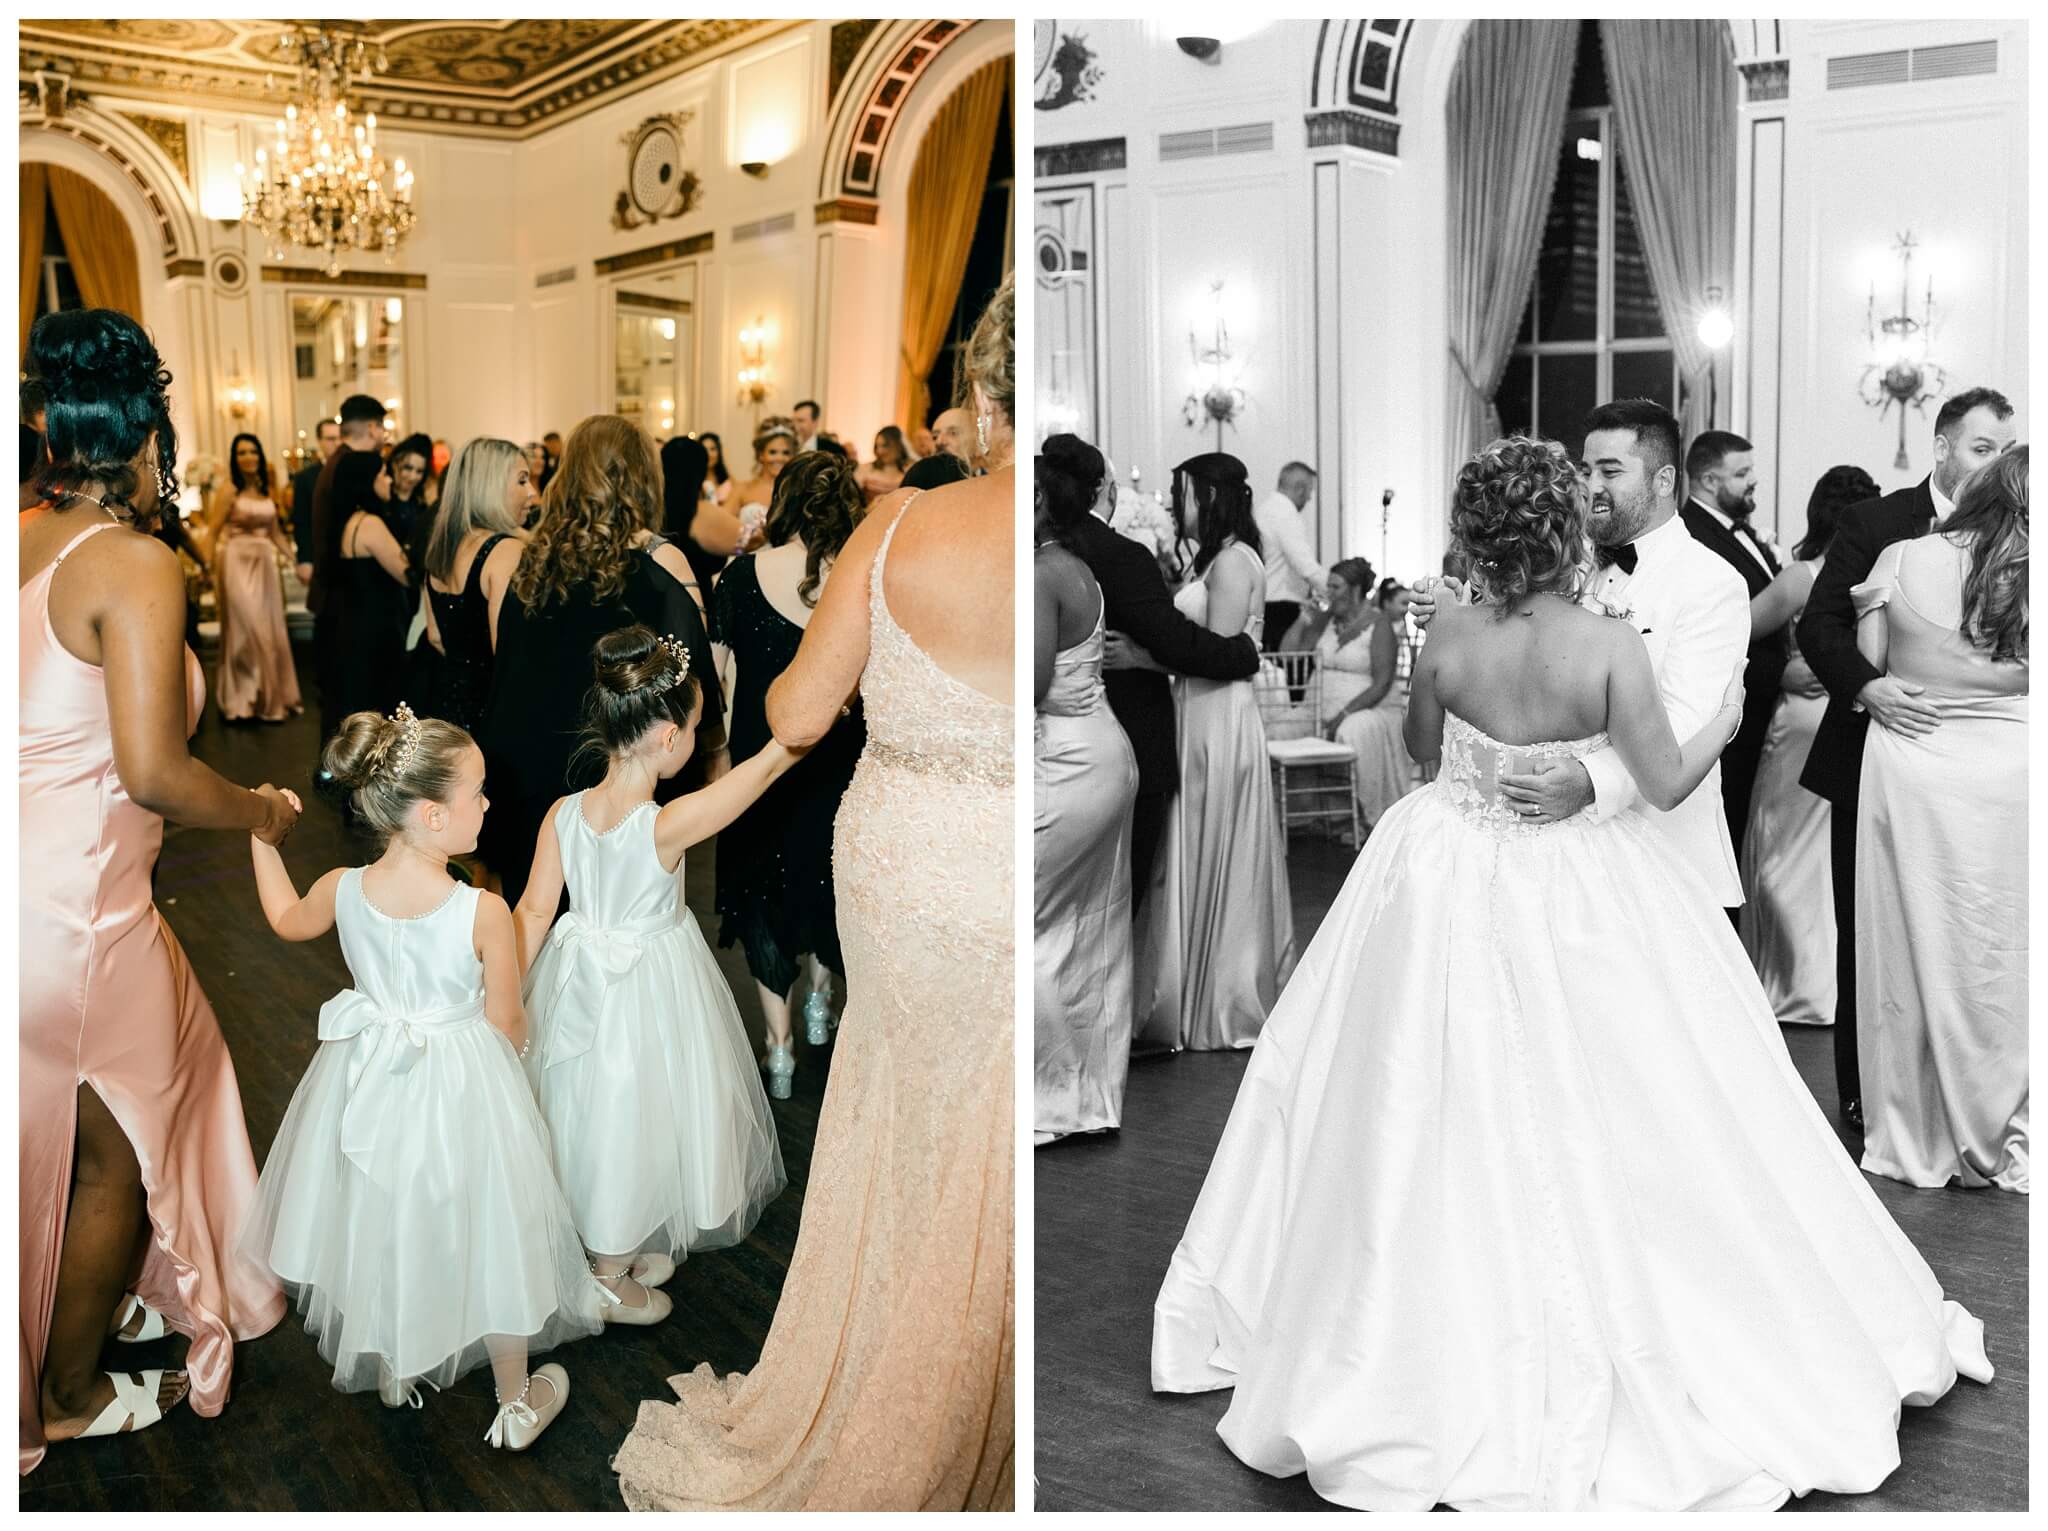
[
  {"xmin": 725, "ymin": 418, "xmax": 797, "ymax": 557},
  {"xmin": 614, "ymin": 279, "xmax": 1015, "ymax": 1510},
  {"xmin": 1285, "ymin": 562, "xmax": 1419, "ymax": 829},
  {"xmin": 205, "ymin": 433, "xmax": 302, "ymax": 723},
  {"xmin": 1127, "ymin": 454, "xmax": 1295, "ymax": 1053},
  {"xmin": 1153, "ymin": 436, "xmax": 1991, "ymax": 1510},
  {"xmin": 1852, "ymin": 448, "xmax": 2029, "ymax": 1192},
  {"xmin": 19, "ymin": 307, "xmax": 300, "ymax": 1470},
  {"xmin": 1738, "ymin": 467, "xmax": 1874, "ymax": 1027},
  {"xmin": 1035, "ymin": 460, "xmax": 1138, "ymax": 1143}
]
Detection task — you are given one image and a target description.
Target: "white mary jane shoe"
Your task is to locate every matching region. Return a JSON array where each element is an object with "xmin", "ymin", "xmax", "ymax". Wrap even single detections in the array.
[
  {"xmin": 485, "ymin": 1364, "xmax": 568, "ymax": 1451},
  {"xmin": 628, "ymin": 1251, "xmax": 678, "ymax": 1289},
  {"xmin": 594, "ymin": 1269, "xmax": 673, "ymax": 1326}
]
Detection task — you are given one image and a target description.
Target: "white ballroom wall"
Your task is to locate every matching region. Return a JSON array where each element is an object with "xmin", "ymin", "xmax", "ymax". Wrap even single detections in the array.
[
  {"xmin": 1034, "ymin": 17, "xmax": 2027, "ymax": 578},
  {"xmin": 20, "ymin": 18, "xmax": 1016, "ymax": 478}
]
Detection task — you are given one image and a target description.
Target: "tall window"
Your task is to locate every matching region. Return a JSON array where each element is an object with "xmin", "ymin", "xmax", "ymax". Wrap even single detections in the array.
[
  {"xmin": 926, "ymin": 101, "xmax": 1015, "ymax": 424},
  {"xmin": 34, "ymin": 186, "xmax": 83, "ymax": 322},
  {"xmin": 1494, "ymin": 23, "xmax": 1675, "ymax": 451}
]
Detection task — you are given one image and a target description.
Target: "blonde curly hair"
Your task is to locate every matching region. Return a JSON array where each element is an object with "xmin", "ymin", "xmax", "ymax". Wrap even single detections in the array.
[
  {"xmin": 1450, "ymin": 435, "xmax": 1593, "ymax": 610},
  {"xmin": 510, "ymin": 415, "xmax": 661, "ymax": 611}
]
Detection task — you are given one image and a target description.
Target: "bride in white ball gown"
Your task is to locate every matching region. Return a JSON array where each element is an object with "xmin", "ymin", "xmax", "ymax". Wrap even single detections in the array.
[{"xmin": 1151, "ymin": 435, "xmax": 1990, "ymax": 1512}]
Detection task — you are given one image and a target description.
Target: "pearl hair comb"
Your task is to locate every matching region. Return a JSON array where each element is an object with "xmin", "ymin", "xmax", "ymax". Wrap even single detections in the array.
[
  {"xmin": 386, "ymin": 701, "xmax": 423, "ymax": 775},
  {"xmin": 653, "ymin": 633, "xmax": 691, "ymax": 691}
]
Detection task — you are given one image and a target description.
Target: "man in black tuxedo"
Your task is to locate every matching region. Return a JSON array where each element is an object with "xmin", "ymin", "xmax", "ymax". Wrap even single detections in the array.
[
  {"xmin": 1680, "ymin": 430, "xmax": 1783, "ymax": 875},
  {"xmin": 1796, "ymin": 386, "xmax": 2016, "ymax": 1130},
  {"xmin": 1041, "ymin": 434, "xmax": 1261, "ymax": 899},
  {"xmin": 290, "ymin": 416, "xmax": 341, "ymax": 588}
]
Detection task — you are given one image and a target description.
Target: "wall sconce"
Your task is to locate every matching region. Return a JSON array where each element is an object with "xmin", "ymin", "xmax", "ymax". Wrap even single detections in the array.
[
  {"xmin": 1182, "ymin": 279, "xmax": 1247, "ymax": 449},
  {"xmin": 1175, "ymin": 37, "xmax": 1221, "ymax": 62},
  {"xmin": 740, "ymin": 161, "xmax": 770, "ymax": 180},
  {"xmin": 1859, "ymin": 231, "xmax": 1946, "ymax": 470},
  {"xmin": 737, "ymin": 319, "xmax": 769, "ymax": 409},
  {"xmin": 224, "ymin": 383, "xmax": 257, "ymax": 420},
  {"xmin": 1175, "ymin": 22, "xmax": 1265, "ymax": 61}
]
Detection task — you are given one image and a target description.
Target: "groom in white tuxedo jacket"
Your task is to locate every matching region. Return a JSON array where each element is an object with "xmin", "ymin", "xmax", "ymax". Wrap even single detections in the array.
[{"xmin": 1421, "ymin": 401, "xmax": 1750, "ymax": 907}]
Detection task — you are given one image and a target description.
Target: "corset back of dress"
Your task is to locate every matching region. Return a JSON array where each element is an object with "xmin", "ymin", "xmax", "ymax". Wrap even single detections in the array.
[
  {"xmin": 1439, "ymin": 713, "xmax": 1610, "ymax": 838},
  {"xmin": 556, "ymin": 797, "xmax": 679, "ymax": 925}
]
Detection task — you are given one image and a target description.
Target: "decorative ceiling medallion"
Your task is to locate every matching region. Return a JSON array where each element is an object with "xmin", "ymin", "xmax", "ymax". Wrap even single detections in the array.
[{"xmin": 613, "ymin": 112, "xmax": 702, "ymax": 232}]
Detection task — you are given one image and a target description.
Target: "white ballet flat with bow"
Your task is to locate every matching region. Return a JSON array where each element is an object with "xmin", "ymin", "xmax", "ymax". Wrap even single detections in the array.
[
  {"xmin": 595, "ymin": 1269, "xmax": 673, "ymax": 1326},
  {"xmin": 76, "ymin": 1369, "xmax": 182, "ymax": 1437},
  {"xmin": 110, "ymin": 1294, "xmax": 169, "ymax": 1344},
  {"xmin": 485, "ymin": 1364, "xmax": 568, "ymax": 1451}
]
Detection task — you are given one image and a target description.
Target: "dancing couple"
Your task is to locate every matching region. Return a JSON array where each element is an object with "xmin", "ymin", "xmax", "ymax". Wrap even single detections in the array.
[{"xmin": 1151, "ymin": 409, "xmax": 1991, "ymax": 1510}]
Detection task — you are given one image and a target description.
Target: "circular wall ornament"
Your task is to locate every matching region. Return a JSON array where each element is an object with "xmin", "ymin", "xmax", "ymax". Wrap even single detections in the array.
[{"xmin": 210, "ymin": 252, "xmax": 246, "ymax": 293}]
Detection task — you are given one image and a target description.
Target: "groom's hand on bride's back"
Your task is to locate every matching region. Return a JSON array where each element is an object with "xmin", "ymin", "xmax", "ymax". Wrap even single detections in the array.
[{"xmin": 1498, "ymin": 759, "xmax": 1595, "ymax": 824}]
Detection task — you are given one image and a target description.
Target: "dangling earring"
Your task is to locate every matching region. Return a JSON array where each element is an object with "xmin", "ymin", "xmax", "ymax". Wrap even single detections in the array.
[{"xmin": 976, "ymin": 413, "xmax": 991, "ymax": 456}]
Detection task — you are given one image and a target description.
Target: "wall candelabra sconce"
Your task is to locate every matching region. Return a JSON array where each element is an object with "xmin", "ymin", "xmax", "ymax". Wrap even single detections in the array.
[
  {"xmin": 1182, "ymin": 279, "xmax": 1247, "ymax": 450},
  {"xmin": 736, "ymin": 320, "xmax": 770, "ymax": 411},
  {"xmin": 223, "ymin": 352, "xmax": 256, "ymax": 422},
  {"xmin": 1859, "ymin": 231, "xmax": 1946, "ymax": 470}
]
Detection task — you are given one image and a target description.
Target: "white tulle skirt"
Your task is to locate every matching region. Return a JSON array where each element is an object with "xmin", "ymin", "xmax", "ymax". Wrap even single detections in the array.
[
  {"xmin": 240, "ymin": 1014, "xmax": 605, "ymax": 1392},
  {"xmin": 1153, "ymin": 781, "xmax": 1991, "ymax": 1510},
  {"xmin": 523, "ymin": 912, "xmax": 786, "ymax": 1262}
]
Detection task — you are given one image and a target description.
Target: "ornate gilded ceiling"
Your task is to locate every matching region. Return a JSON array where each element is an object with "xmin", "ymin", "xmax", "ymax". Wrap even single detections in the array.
[{"xmin": 18, "ymin": 18, "xmax": 785, "ymax": 137}]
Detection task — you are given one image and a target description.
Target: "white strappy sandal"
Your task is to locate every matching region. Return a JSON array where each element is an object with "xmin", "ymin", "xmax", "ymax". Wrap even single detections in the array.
[
  {"xmin": 110, "ymin": 1294, "xmax": 170, "ymax": 1344},
  {"xmin": 76, "ymin": 1369, "xmax": 182, "ymax": 1437}
]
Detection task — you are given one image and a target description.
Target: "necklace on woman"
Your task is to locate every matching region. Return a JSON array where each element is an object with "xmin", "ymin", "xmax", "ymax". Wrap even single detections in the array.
[{"xmin": 65, "ymin": 491, "xmax": 121, "ymax": 521}]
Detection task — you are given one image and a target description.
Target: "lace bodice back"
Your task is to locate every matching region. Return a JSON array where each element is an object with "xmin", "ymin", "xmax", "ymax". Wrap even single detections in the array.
[
  {"xmin": 556, "ymin": 795, "xmax": 680, "ymax": 924},
  {"xmin": 863, "ymin": 495, "xmax": 1011, "ymax": 786},
  {"xmin": 1040, "ymin": 606, "xmax": 1107, "ymax": 719},
  {"xmin": 1439, "ymin": 713, "xmax": 1610, "ymax": 838}
]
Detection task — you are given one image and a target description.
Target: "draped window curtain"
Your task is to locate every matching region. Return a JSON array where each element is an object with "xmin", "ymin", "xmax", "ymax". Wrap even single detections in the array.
[
  {"xmin": 44, "ymin": 166, "xmax": 143, "ymax": 328},
  {"xmin": 1600, "ymin": 20, "xmax": 1738, "ymax": 442},
  {"xmin": 894, "ymin": 54, "xmax": 1012, "ymax": 433},
  {"xmin": 1444, "ymin": 21, "xmax": 1579, "ymax": 482},
  {"xmin": 20, "ymin": 164, "xmax": 48, "ymax": 363}
]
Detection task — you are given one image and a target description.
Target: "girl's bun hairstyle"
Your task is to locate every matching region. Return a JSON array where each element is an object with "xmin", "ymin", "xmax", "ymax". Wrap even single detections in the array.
[
  {"xmin": 26, "ymin": 308, "xmax": 180, "ymax": 526},
  {"xmin": 581, "ymin": 624, "xmax": 701, "ymax": 759},
  {"xmin": 1450, "ymin": 435, "xmax": 1592, "ymax": 609},
  {"xmin": 322, "ymin": 706, "xmax": 474, "ymax": 846}
]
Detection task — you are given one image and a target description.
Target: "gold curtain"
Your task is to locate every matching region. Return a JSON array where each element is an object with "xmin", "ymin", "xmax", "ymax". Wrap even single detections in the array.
[
  {"xmin": 46, "ymin": 165, "xmax": 143, "ymax": 324},
  {"xmin": 20, "ymin": 163, "xmax": 47, "ymax": 363},
  {"xmin": 894, "ymin": 54, "xmax": 1012, "ymax": 432}
]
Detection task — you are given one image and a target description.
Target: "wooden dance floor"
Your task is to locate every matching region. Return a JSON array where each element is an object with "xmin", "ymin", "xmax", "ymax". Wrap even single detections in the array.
[
  {"xmin": 1035, "ymin": 837, "xmax": 2029, "ymax": 1513},
  {"xmin": 23, "ymin": 665, "xmax": 822, "ymax": 1511}
]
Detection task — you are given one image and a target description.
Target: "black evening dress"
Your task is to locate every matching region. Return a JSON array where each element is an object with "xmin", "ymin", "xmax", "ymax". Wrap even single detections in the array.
[
  {"xmin": 475, "ymin": 536, "xmax": 720, "ymax": 902},
  {"xmin": 711, "ymin": 554, "xmax": 866, "ymax": 992},
  {"xmin": 323, "ymin": 511, "xmax": 413, "ymax": 736},
  {"xmin": 419, "ymin": 531, "xmax": 511, "ymax": 733}
]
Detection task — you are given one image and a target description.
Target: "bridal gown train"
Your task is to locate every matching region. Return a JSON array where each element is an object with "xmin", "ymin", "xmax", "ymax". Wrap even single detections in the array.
[{"xmin": 1153, "ymin": 712, "xmax": 1990, "ymax": 1511}]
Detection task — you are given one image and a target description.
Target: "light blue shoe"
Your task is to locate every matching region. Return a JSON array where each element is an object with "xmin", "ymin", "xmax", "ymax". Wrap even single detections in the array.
[
  {"xmin": 802, "ymin": 990, "xmax": 834, "ymax": 1046},
  {"xmin": 766, "ymin": 1043, "xmax": 795, "ymax": 1100}
]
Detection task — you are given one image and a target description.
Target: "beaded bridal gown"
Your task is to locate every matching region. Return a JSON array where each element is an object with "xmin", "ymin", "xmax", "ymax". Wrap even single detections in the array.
[
  {"xmin": 614, "ymin": 499, "xmax": 1014, "ymax": 1509},
  {"xmin": 1153, "ymin": 711, "xmax": 1991, "ymax": 1511}
]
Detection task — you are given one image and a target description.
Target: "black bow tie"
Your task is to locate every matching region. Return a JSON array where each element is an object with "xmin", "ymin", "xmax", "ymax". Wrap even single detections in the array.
[{"xmin": 1596, "ymin": 543, "xmax": 1638, "ymax": 574}]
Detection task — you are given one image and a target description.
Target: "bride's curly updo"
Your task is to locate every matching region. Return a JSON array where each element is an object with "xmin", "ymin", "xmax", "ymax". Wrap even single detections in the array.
[{"xmin": 1449, "ymin": 435, "xmax": 1593, "ymax": 609}]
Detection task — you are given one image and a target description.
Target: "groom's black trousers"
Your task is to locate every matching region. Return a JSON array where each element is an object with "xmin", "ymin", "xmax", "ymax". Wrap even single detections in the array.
[
  {"xmin": 1129, "ymin": 788, "xmax": 1169, "ymax": 916},
  {"xmin": 1829, "ymin": 802, "xmax": 1860, "ymax": 1114}
]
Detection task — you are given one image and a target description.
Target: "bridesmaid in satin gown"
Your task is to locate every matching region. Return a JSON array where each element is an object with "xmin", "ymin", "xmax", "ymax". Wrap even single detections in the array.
[
  {"xmin": 1852, "ymin": 448, "xmax": 2028, "ymax": 1192},
  {"xmin": 1287, "ymin": 564, "xmax": 1419, "ymax": 830},
  {"xmin": 1739, "ymin": 466, "xmax": 1873, "ymax": 1026},
  {"xmin": 1130, "ymin": 453, "xmax": 1296, "ymax": 1053},
  {"xmin": 612, "ymin": 279, "xmax": 1015, "ymax": 1509},
  {"xmin": 20, "ymin": 309, "xmax": 298, "ymax": 1469},
  {"xmin": 207, "ymin": 433, "xmax": 302, "ymax": 723},
  {"xmin": 1035, "ymin": 462, "xmax": 1138, "ymax": 1144}
]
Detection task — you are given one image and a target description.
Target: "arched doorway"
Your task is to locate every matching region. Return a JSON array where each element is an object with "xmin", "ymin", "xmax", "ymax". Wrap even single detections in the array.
[{"xmin": 20, "ymin": 164, "xmax": 145, "ymax": 350}]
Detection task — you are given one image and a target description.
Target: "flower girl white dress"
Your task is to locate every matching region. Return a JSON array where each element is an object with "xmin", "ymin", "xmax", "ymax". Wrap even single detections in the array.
[
  {"xmin": 523, "ymin": 793, "xmax": 786, "ymax": 1264},
  {"xmin": 241, "ymin": 871, "xmax": 604, "ymax": 1395}
]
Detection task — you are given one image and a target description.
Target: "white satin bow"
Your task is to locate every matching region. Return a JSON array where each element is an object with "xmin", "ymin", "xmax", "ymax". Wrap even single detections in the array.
[
  {"xmin": 529, "ymin": 910, "xmax": 678, "ymax": 1068},
  {"xmin": 317, "ymin": 988, "xmax": 486, "ymax": 1191}
]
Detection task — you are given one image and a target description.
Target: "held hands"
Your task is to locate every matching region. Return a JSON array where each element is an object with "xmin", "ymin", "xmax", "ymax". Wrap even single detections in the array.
[
  {"xmin": 253, "ymin": 783, "xmax": 301, "ymax": 846},
  {"xmin": 1859, "ymin": 675, "xmax": 1942, "ymax": 737}
]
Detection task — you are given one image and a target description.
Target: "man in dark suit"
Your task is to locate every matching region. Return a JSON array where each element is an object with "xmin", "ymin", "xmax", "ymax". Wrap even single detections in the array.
[
  {"xmin": 1680, "ymin": 430, "xmax": 1784, "ymax": 875},
  {"xmin": 290, "ymin": 416, "xmax": 342, "ymax": 587},
  {"xmin": 1042, "ymin": 434, "xmax": 1262, "ymax": 899},
  {"xmin": 310, "ymin": 394, "xmax": 390, "ymax": 782},
  {"xmin": 1796, "ymin": 386, "xmax": 2016, "ymax": 1130}
]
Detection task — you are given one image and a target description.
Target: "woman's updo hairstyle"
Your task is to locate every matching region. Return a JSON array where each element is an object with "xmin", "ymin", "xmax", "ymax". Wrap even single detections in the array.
[
  {"xmin": 26, "ymin": 308, "xmax": 180, "ymax": 526},
  {"xmin": 322, "ymin": 705, "xmax": 473, "ymax": 846},
  {"xmin": 1328, "ymin": 556, "xmax": 1375, "ymax": 599},
  {"xmin": 765, "ymin": 450, "xmax": 864, "ymax": 608},
  {"xmin": 1449, "ymin": 435, "xmax": 1591, "ymax": 610},
  {"xmin": 962, "ymin": 274, "xmax": 1015, "ymax": 424},
  {"xmin": 582, "ymin": 624, "xmax": 702, "ymax": 758},
  {"xmin": 752, "ymin": 417, "xmax": 799, "ymax": 462},
  {"xmin": 1035, "ymin": 444, "xmax": 1096, "ymax": 550}
]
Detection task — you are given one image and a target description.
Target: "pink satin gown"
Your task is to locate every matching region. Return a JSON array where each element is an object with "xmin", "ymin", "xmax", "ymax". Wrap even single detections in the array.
[
  {"xmin": 214, "ymin": 494, "xmax": 303, "ymax": 722},
  {"xmin": 18, "ymin": 519, "xmax": 284, "ymax": 1474}
]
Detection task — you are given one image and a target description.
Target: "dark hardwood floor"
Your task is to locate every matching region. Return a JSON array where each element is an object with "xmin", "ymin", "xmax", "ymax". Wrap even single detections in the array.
[
  {"xmin": 22, "ymin": 656, "xmax": 832, "ymax": 1511},
  {"xmin": 1034, "ymin": 836, "xmax": 2029, "ymax": 1513}
]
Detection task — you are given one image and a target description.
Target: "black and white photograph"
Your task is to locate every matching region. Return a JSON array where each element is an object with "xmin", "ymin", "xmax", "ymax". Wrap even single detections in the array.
[
  {"xmin": 1032, "ymin": 17, "xmax": 2027, "ymax": 1513},
  {"xmin": 20, "ymin": 14, "xmax": 1016, "ymax": 1510}
]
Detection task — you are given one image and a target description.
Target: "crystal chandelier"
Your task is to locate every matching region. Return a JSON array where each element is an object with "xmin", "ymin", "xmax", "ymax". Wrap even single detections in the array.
[{"xmin": 237, "ymin": 24, "xmax": 417, "ymax": 277}]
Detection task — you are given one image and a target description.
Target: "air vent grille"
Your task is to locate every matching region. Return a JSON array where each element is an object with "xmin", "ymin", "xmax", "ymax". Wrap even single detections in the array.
[
  {"xmin": 535, "ymin": 265, "xmax": 577, "ymax": 289},
  {"xmin": 1828, "ymin": 39, "xmax": 1996, "ymax": 89},
  {"xmin": 733, "ymin": 212, "xmax": 797, "ymax": 242},
  {"xmin": 1159, "ymin": 121, "xmax": 1275, "ymax": 162}
]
